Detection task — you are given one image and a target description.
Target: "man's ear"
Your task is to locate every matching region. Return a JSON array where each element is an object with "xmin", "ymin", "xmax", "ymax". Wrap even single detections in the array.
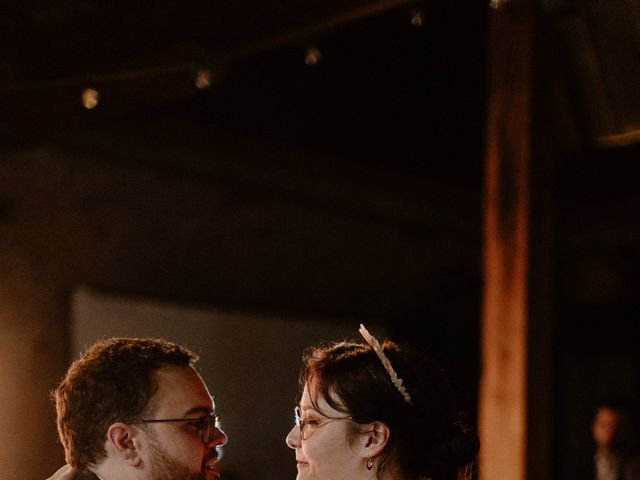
[
  {"xmin": 106, "ymin": 423, "xmax": 142, "ymax": 466},
  {"xmin": 359, "ymin": 421, "xmax": 390, "ymax": 458}
]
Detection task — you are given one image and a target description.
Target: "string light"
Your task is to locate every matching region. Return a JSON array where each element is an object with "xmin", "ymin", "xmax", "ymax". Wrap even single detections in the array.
[
  {"xmin": 304, "ymin": 47, "xmax": 322, "ymax": 66},
  {"xmin": 490, "ymin": 0, "xmax": 511, "ymax": 10},
  {"xmin": 409, "ymin": 9, "xmax": 425, "ymax": 28},
  {"xmin": 194, "ymin": 68, "xmax": 214, "ymax": 89},
  {"xmin": 81, "ymin": 87, "xmax": 99, "ymax": 109},
  {"xmin": 1, "ymin": 4, "xmax": 443, "ymax": 108}
]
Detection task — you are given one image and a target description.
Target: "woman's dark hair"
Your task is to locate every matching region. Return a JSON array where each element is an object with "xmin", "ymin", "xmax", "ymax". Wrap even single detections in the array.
[
  {"xmin": 53, "ymin": 337, "xmax": 198, "ymax": 469},
  {"xmin": 300, "ymin": 339, "xmax": 479, "ymax": 480}
]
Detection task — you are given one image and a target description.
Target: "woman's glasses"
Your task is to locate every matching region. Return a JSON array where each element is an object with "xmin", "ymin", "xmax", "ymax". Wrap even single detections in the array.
[{"xmin": 294, "ymin": 406, "xmax": 352, "ymax": 440}]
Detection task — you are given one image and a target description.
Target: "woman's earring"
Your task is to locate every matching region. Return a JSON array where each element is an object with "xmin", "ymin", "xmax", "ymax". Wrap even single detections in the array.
[{"xmin": 366, "ymin": 457, "xmax": 374, "ymax": 470}]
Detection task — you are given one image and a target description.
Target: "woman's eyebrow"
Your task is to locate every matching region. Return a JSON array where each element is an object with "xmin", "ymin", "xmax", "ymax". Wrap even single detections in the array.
[{"xmin": 299, "ymin": 405, "xmax": 320, "ymax": 414}]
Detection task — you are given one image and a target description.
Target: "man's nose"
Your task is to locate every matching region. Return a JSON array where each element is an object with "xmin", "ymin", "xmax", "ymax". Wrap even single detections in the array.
[{"xmin": 206, "ymin": 427, "xmax": 228, "ymax": 448}]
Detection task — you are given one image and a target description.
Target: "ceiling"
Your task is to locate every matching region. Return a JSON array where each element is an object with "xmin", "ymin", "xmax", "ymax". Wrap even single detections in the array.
[
  {"xmin": 1, "ymin": 0, "xmax": 416, "ymax": 78},
  {"xmin": 2, "ymin": 0, "xmax": 639, "ymax": 157},
  {"xmin": 1, "ymin": 0, "xmax": 639, "ymax": 335},
  {"xmin": 0, "ymin": 0, "xmax": 487, "ymax": 183}
]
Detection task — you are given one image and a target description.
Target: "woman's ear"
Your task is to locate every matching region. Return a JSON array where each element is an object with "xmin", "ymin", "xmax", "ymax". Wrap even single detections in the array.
[
  {"xmin": 106, "ymin": 423, "xmax": 142, "ymax": 466},
  {"xmin": 359, "ymin": 421, "xmax": 390, "ymax": 458}
]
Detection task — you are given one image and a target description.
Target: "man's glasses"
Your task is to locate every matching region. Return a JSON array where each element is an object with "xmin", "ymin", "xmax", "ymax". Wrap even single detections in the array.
[
  {"xmin": 137, "ymin": 412, "xmax": 221, "ymax": 444},
  {"xmin": 294, "ymin": 406, "xmax": 352, "ymax": 440}
]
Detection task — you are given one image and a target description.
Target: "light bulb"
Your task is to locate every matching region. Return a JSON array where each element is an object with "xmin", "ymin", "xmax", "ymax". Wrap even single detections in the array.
[
  {"xmin": 410, "ymin": 10, "xmax": 425, "ymax": 27},
  {"xmin": 195, "ymin": 69, "xmax": 214, "ymax": 89},
  {"xmin": 304, "ymin": 48, "xmax": 322, "ymax": 66},
  {"xmin": 81, "ymin": 88, "xmax": 99, "ymax": 109}
]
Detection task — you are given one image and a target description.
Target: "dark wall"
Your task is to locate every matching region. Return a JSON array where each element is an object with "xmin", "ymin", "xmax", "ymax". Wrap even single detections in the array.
[
  {"xmin": 0, "ymin": 5, "xmax": 488, "ymax": 479},
  {"xmin": 0, "ymin": 127, "xmax": 482, "ymax": 478}
]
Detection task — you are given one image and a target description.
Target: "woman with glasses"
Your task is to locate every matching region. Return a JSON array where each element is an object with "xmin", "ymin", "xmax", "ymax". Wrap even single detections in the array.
[{"xmin": 286, "ymin": 324, "xmax": 479, "ymax": 480}]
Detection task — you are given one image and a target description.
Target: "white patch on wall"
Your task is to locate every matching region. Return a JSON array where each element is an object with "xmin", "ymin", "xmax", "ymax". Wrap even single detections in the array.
[{"xmin": 71, "ymin": 286, "xmax": 385, "ymax": 480}]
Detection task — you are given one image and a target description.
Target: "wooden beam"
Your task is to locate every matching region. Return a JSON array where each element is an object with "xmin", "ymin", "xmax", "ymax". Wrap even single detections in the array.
[{"xmin": 479, "ymin": 1, "xmax": 533, "ymax": 479}]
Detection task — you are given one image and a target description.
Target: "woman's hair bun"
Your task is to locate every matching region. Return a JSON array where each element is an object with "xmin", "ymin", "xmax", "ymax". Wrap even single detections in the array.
[{"xmin": 431, "ymin": 423, "xmax": 480, "ymax": 467}]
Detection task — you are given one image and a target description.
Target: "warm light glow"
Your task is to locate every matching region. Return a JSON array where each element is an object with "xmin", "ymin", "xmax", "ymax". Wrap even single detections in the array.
[
  {"xmin": 597, "ymin": 127, "xmax": 640, "ymax": 148},
  {"xmin": 410, "ymin": 9, "xmax": 425, "ymax": 28},
  {"xmin": 195, "ymin": 69, "xmax": 214, "ymax": 89},
  {"xmin": 81, "ymin": 88, "xmax": 99, "ymax": 109},
  {"xmin": 490, "ymin": 0, "xmax": 511, "ymax": 9},
  {"xmin": 304, "ymin": 48, "xmax": 322, "ymax": 66}
]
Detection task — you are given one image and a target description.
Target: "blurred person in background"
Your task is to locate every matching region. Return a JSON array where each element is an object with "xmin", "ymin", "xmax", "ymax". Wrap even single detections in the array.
[{"xmin": 591, "ymin": 397, "xmax": 640, "ymax": 480}]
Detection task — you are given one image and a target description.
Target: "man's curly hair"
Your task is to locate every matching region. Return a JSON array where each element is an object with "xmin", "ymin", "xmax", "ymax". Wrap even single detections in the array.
[{"xmin": 52, "ymin": 337, "xmax": 198, "ymax": 469}]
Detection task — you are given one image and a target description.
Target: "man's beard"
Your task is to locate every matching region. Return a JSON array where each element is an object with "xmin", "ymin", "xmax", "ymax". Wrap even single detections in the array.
[{"xmin": 147, "ymin": 434, "xmax": 205, "ymax": 480}]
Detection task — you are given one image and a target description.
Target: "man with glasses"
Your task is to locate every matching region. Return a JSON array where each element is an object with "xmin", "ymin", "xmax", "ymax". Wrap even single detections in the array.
[{"xmin": 47, "ymin": 337, "xmax": 228, "ymax": 480}]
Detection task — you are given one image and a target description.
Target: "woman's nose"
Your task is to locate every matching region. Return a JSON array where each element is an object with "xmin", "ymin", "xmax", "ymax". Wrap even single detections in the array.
[{"xmin": 285, "ymin": 425, "xmax": 300, "ymax": 449}]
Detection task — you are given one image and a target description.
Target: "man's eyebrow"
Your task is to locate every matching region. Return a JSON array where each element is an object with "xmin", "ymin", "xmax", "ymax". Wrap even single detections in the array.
[{"xmin": 183, "ymin": 406, "xmax": 214, "ymax": 417}]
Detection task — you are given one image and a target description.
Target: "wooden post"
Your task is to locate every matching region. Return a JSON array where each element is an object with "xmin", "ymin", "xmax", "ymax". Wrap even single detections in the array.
[{"xmin": 479, "ymin": 1, "xmax": 533, "ymax": 479}]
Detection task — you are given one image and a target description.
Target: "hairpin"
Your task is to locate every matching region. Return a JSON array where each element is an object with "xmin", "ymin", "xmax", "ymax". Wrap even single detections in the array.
[{"xmin": 358, "ymin": 323, "xmax": 412, "ymax": 405}]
